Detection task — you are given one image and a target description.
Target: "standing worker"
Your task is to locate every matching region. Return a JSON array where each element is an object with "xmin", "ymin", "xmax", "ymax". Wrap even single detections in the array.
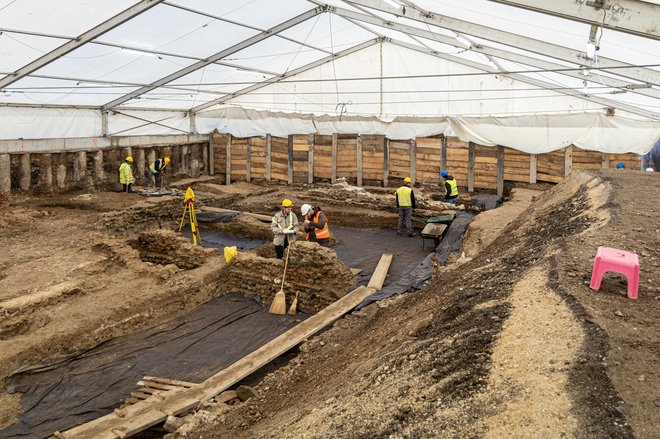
[
  {"xmin": 271, "ymin": 199, "xmax": 299, "ymax": 259},
  {"xmin": 301, "ymin": 204, "xmax": 330, "ymax": 245},
  {"xmin": 441, "ymin": 170, "xmax": 459, "ymax": 204},
  {"xmin": 119, "ymin": 156, "xmax": 135, "ymax": 193},
  {"xmin": 396, "ymin": 177, "xmax": 416, "ymax": 237},
  {"xmin": 144, "ymin": 156, "xmax": 170, "ymax": 190}
]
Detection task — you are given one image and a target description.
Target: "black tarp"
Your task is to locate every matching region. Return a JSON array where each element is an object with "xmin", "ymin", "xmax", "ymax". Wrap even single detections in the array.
[
  {"xmin": 1, "ymin": 293, "xmax": 305, "ymax": 439},
  {"xmin": 357, "ymin": 211, "xmax": 475, "ymax": 309},
  {"xmin": 331, "ymin": 227, "xmax": 432, "ymax": 287}
]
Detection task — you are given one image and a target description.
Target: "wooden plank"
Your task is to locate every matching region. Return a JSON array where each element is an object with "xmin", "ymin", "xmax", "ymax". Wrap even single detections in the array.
[
  {"xmin": 201, "ymin": 206, "xmax": 272, "ymax": 223},
  {"xmin": 497, "ymin": 145, "xmax": 504, "ymax": 197},
  {"xmin": 468, "ymin": 141, "xmax": 475, "ymax": 193},
  {"xmin": 331, "ymin": 133, "xmax": 337, "ymax": 183},
  {"xmin": 226, "ymin": 134, "xmax": 231, "ymax": 185},
  {"xmin": 441, "ymin": 136, "xmax": 447, "ymax": 172},
  {"xmin": 142, "ymin": 376, "xmax": 195, "ymax": 388},
  {"xmin": 601, "ymin": 153, "xmax": 609, "ymax": 169},
  {"xmin": 383, "ymin": 137, "xmax": 389, "ymax": 187},
  {"xmin": 410, "ymin": 138, "xmax": 417, "ymax": 184},
  {"xmin": 564, "ymin": 145, "xmax": 573, "ymax": 177},
  {"xmin": 308, "ymin": 134, "xmax": 314, "ymax": 184},
  {"xmin": 357, "ymin": 135, "xmax": 363, "ymax": 186},
  {"xmin": 266, "ymin": 134, "xmax": 272, "ymax": 181},
  {"xmin": 287, "ymin": 135, "xmax": 293, "ymax": 185},
  {"xmin": 207, "ymin": 133, "xmax": 214, "ymax": 175},
  {"xmin": 246, "ymin": 138, "xmax": 251, "ymax": 182},
  {"xmin": 530, "ymin": 154, "xmax": 537, "ymax": 184}
]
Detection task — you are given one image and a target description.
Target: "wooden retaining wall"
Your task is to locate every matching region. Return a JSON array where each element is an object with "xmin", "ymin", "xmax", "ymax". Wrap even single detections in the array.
[{"xmin": 213, "ymin": 132, "xmax": 641, "ymax": 195}]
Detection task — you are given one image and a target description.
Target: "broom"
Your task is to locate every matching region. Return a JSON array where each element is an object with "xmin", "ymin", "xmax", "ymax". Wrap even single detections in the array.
[
  {"xmin": 269, "ymin": 244, "xmax": 290, "ymax": 315},
  {"xmin": 288, "ymin": 291, "xmax": 298, "ymax": 315}
]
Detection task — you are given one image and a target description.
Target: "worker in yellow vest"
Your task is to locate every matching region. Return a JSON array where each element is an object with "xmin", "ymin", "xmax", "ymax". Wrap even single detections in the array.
[
  {"xmin": 144, "ymin": 156, "xmax": 170, "ymax": 189},
  {"xmin": 301, "ymin": 203, "xmax": 330, "ymax": 245},
  {"xmin": 118, "ymin": 156, "xmax": 135, "ymax": 193},
  {"xmin": 441, "ymin": 170, "xmax": 459, "ymax": 204},
  {"xmin": 395, "ymin": 177, "xmax": 416, "ymax": 237}
]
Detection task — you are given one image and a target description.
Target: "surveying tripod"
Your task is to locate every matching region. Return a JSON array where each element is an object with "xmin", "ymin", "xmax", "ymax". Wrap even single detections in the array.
[{"xmin": 178, "ymin": 187, "xmax": 201, "ymax": 246}]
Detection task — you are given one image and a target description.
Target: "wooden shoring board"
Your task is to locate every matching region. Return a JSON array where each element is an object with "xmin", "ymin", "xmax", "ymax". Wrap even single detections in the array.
[
  {"xmin": 199, "ymin": 206, "xmax": 272, "ymax": 223},
  {"xmin": 60, "ymin": 253, "xmax": 393, "ymax": 439}
]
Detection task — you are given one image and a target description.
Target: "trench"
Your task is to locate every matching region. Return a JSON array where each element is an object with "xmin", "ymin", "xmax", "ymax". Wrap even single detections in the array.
[{"xmin": 0, "ymin": 197, "xmax": 490, "ymax": 439}]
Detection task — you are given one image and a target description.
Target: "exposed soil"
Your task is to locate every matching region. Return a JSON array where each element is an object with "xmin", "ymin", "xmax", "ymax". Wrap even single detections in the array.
[
  {"xmin": 171, "ymin": 171, "xmax": 659, "ymax": 439},
  {"xmin": 0, "ymin": 171, "xmax": 658, "ymax": 439}
]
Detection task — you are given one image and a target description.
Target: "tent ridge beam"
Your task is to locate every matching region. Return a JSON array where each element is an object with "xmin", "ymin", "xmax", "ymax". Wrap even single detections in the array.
[
  {"xmin": 101, "ymin": 6, "xmax": 326, "ymax": 111},
  {"xmin": 0, "ymin": 0, "xmax": 165, "ymax": 90},
  {"xmin": 486, "ymin": 0, "xmax": 660, "ymax": 40},
  {"xmin": 343, "ymin": 0, "xmax": 660, "ymax": 86}
]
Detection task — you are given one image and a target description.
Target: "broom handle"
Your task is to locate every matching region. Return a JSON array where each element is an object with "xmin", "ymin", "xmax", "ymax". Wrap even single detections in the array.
[{"xmin": 280, "ymin": 243, "xmax": 291, "ymax": 290}]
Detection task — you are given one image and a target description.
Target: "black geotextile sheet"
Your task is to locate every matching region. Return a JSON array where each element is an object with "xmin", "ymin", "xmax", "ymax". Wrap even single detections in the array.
[
  {"xmin": 331, "ymin": 226, "xmax": 432, "ymax": 287},
  {"xmin": 1, "ymin": 293, "xmax": 305, "ymax": 439},
  {"xmin": 357, "ymin": 211, "xmax": 475, "ymax": 309}
]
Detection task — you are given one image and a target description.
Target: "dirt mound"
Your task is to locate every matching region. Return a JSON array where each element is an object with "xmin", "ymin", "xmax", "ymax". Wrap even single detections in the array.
[{"xmin": 177, "ymin": 170, "xmax": 658, "ymax": 438}]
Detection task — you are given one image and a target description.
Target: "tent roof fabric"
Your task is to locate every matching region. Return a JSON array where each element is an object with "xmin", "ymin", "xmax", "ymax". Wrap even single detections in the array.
[{"xmin": 0, "ymin": 0, "xmax": 659, "ymax": 145}]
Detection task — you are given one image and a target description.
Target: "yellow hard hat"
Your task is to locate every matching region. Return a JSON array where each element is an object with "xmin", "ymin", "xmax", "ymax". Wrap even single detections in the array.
[
  {"xmin": 125, "ymin": 156, "xmax": 134, "ymax": 162},
  {"xmin": 403, "ymin": 177, "xmax": 412, "ymax": 183},
  {"xmin": 281, "ymin": 199, "xmax": 293, "ymax": 207},
  {"xmin": 164, "ymin": 156, "xmax": 171, "ymax": 164}
]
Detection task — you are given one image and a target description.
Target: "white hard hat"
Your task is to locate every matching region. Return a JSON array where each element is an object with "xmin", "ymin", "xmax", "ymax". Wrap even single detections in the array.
[
  {"xmin": 646, "ymin": 167, "xmax": 654, "ymax": 172},
  {"xmin": 301, "ymin": 204, "xmax": 313, "ymax": 215}
]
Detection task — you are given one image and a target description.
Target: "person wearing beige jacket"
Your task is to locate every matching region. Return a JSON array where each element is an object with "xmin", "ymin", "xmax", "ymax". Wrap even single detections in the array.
[{"xmin": 271, "ymin": 198, "xmax": 300, "ymax": 259}]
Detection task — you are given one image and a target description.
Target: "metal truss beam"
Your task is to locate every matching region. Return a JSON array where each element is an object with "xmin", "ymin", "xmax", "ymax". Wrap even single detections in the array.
[
  {"xmin": 0, "ymin": 27, "xmax": 281, "ymax": 78},
  {"xmin": 487, "ymin": 0, "xmax": 660, "ymax": 40},
  {"xmin": 389, "ymin": 39, "xmax": 660, "ymax": 120},
  {"xmin": 343, "ymin": 0, "xmax": 660, "ymax": 86},
  {"xmin": 102, "ymin": 6, "xmax": 326, "ymax": 111},
  {"xmin": 0, "ymin": 0, "xmax": 165, "ymax": 90},
  {"xmin": 192, "ymin": 38, "xmax": 382, "ymax": 113},
  {"xmin": 331, "ymin": 6, "xmax": 660, "ymax": 100}
]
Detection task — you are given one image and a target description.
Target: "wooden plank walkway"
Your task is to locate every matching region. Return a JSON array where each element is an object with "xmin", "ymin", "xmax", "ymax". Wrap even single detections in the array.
[{"xmin": 59, "ymin": 253, "xmax": 393, "ymax": 438}]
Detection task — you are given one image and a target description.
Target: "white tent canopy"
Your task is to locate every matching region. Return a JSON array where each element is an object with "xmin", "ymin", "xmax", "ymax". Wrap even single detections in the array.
[{"xmin": 1, "ymin": 0, "xmax": 659, "ymax": 153}]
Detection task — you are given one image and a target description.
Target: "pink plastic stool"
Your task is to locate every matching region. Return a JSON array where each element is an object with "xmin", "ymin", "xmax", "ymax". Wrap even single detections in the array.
[{"xmin": 589, "ymin": 247, "xmax": 640, "ymax": 299}]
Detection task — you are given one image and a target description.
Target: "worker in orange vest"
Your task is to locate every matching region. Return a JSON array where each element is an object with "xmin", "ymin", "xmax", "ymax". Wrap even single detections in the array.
[{"xmin": 301, "ymin": 203, "xmax": 330, "ymax": 245}]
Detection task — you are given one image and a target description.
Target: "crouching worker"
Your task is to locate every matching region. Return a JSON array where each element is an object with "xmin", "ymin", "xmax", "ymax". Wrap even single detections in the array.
[
  {"xmin": 119, "ymin": 156, "xmax": 135, "ymax": 193},
  {"xmin": 441, "ymin": 170, "xmax": 458, "ymax": 204},
  {"xmin": 301, "ymin": 203, "xmax": 330, "ymax": 245},
  {"xmin": 144, "ymin": 156, "xmax": 170, "ymax": 189},
  {"xmin": 271, "ymin": 198, "xmax": 299, "ymax": 259}
]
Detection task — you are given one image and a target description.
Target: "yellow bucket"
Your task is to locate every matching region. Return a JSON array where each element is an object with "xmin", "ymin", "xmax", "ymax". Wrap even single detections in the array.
[{"xmin": 224, "ymin": 245, "xmax": 238, "ymax": 263}]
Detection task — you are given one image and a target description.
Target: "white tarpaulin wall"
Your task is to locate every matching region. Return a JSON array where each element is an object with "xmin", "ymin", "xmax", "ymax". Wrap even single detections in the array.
[{"xmin": 196, "ymin": 107, "xmax": 660, "ymax": 154}]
